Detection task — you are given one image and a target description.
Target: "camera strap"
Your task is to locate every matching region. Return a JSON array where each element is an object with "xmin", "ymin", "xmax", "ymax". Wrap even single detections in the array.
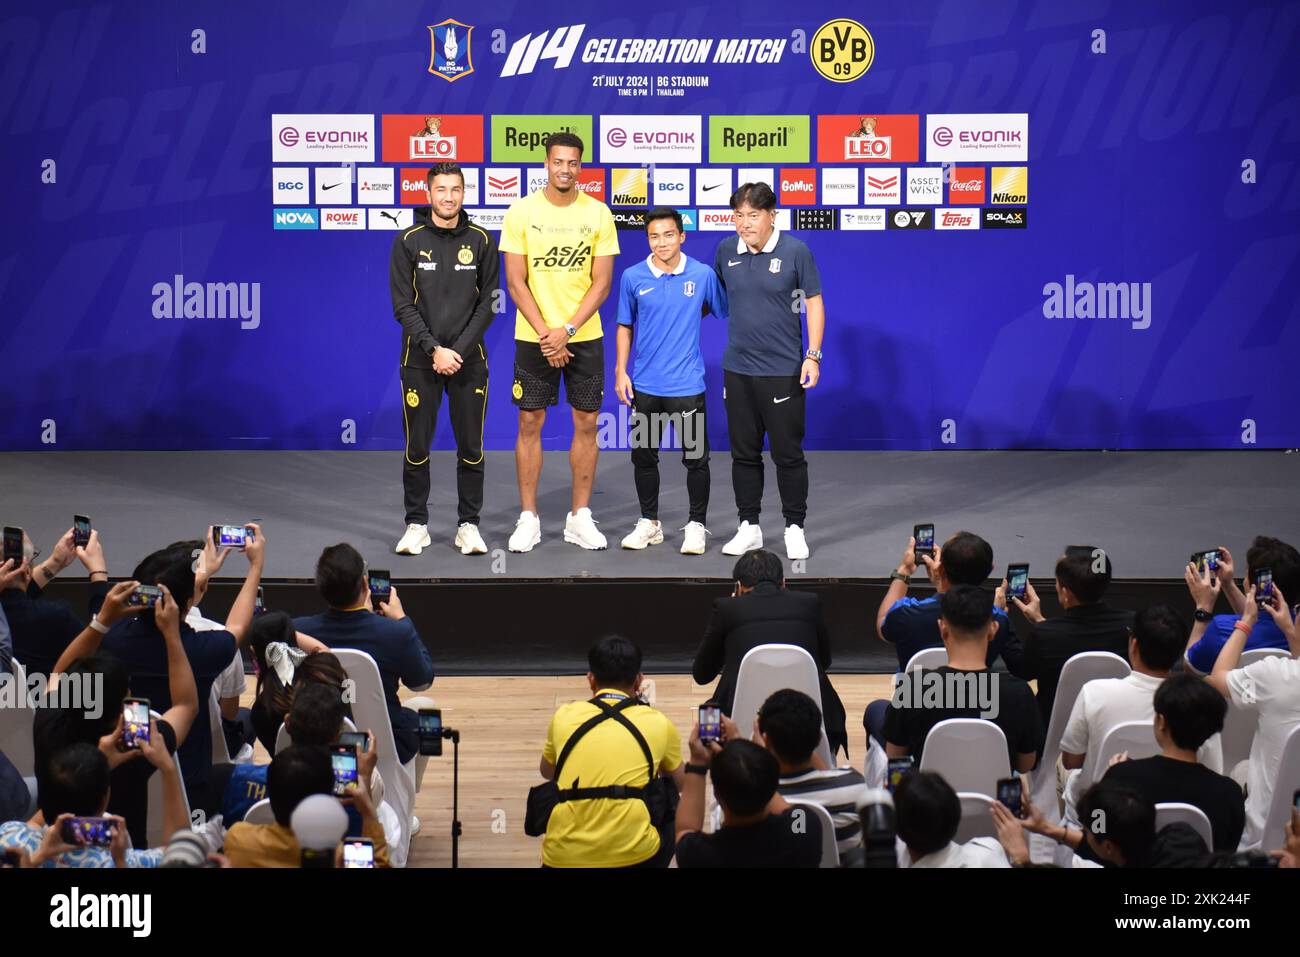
[{"xmin": 552, "ymin": 695, "xmax": 657, "ymax": 803}]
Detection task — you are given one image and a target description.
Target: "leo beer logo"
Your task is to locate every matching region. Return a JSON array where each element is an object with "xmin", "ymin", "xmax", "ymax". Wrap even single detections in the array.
[
  {"xmin": 885, "ymin": 208, "xmax": 932, "ymax": 230},
  {"xmin": 981, "ymin": 206, "xmax": 1027, "ymax": 228},
  {"xmin": 948, "ymin": 167, "xmax": 986, "ymax": 204},
  {"xmin": 779, "ymin": 168, "xmax": 817, "ymax": 206},
  {"xmin": 381, "ymin": 114, "xmax": 485, "ymax": 163},
  {"xmin": 816, "ymin": 115, "xmax": 919, "ymax": 163},
  {"xmin": 577, "ymin": 167, "xmax": 607, "ymax": 202}
]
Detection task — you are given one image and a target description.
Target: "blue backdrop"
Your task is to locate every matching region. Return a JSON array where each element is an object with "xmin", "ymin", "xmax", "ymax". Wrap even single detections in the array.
[{"xmin": 1, "ymin": 0, "xmax": 1297, "ymax": 451}]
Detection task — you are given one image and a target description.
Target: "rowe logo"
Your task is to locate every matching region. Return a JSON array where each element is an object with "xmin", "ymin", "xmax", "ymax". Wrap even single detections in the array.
[
  {"xmin": 50, "ymin": 887, "xmax": 151, "ymax": 937},
  {"xmin": 501, "ymin": 24, "xmax": 586, "ymax": 77}
]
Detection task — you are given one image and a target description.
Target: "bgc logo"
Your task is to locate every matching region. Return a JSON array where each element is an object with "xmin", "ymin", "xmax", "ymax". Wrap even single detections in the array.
[{"xmin": 273, "ymin": 168, "xmax": 309, "ymax": 204}]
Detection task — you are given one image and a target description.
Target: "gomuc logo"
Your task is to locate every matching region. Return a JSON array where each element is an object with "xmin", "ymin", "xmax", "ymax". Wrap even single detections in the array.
[{"xmin": 152, "ymin": 274, "xmax": 261, "ymax": 330}]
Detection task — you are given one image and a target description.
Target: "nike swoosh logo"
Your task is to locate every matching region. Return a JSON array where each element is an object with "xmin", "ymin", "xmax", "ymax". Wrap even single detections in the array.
[
  {"xmin": 702, "ymin": 183, "xmax": 721, "ymax": 191},
  {"xmin": 727, "ymin": 260, "xmax": 742, "ymax": 267},
  {"xmin": 681, "ymin": 409, "xmax": 696, "ymax": 416},
  {"xmin": 322, "ymin": 183, "xmax": 341, "ymax": 190},
  {"xmin": 637, "ymin": 287, "xmax": 654, "ymax": 295},
  {"xmin": 773, "ymin": 396, "xmax": 791, "ymax": 404}
]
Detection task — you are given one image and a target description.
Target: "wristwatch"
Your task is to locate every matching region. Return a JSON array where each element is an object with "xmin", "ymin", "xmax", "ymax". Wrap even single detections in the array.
[
  {"xmin": 805, "ymin": 349, "xmax": 823, "ymax": 362},
  {"xmin": 1193, "ymin": 608, "xmax": 1214, "ymax": 623},
  {"xmin": 889, "ymin": 571, "xmax": 910, "ymax": 584},
  {"xmin": 685, "ymin": 763, "xmax": 709, "ymax": 776},
  {"xmin": 563, "ymin": 323, "xmax": 577, "ymax": 338}
]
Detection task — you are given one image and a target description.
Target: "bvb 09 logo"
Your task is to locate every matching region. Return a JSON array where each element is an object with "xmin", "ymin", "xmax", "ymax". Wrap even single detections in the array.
[{"xmin": 811, "ymin": 18, "xmax": 874, "ymax": 83}]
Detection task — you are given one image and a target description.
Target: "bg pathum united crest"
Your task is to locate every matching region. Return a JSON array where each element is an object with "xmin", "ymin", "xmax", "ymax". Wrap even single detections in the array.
[{"xmin": 428, "ymin": 19, "xmax": 474, "ymax": 82}]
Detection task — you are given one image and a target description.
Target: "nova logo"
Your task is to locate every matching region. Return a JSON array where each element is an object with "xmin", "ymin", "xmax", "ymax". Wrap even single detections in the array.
[
  {"xmin": 501, "ymin": 25, "xmax": 586, "ymax": 77},
  {"xmin": 273, "ymin": 207, "xmax": 318, "ymax": 230}
]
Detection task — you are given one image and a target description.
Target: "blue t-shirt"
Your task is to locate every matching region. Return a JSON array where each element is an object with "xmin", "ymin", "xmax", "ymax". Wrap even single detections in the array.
[
  {"xmin": 713, "ymin": 229, "xmax": 822, "ymax": 376},
  {"xmin": 616, "ymin": 254, "xmax": 727, "ymax": 397},
  {"xmin": 1185, "ymin": 612, "xmax": 1294, "ymax": 674},
  {"xmin": 882, "ymin": 594, "xmax": 1016, "ymax": 672}
]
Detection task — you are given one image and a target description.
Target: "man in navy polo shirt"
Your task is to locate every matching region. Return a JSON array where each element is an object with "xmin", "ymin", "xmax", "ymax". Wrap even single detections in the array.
[
  {"xmin": 712, "ymin": 182, "xmax": 825, "ymax": 561},
  {"xmin": 614, "ymin": 207, "xmax": 728, "ymax": 555}
]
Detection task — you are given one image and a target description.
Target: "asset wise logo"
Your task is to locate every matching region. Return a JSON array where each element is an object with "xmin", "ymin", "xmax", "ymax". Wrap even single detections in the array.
[
  {"xmin": 948, "ymin": 167, "xmax": 985, "ymax": 204},
  {"xmin": 886, "ymin": 208, "xmax": 932, "ymax": 230},
  {"xmin": 926, "ymin": 114, "xmax": 1028, "ymax": 162},
  {"xmin": 611, "ymin": 168, "xmax": 648, "ymax": 206},
  {"xmin": 779, "ymin": 168, "xmax": 817, "ymax": 206},
  {"xmin": 273, "ymin": 167, "xmax": 309, "ymax": 204},
  {"xmin": 905, "ymin": 167, "xmax": 942, "ymax": 205},
  {"xmin": 653, "ymin": 167, "xmax": 690, "ymax": 204},
  {"xmin": 380, "ymin": 114, "xmax": 484, "ymax": 164},
  {"xmin": 428, "ymin": 19, "xmax": 473, "ymax": 82},
  {"xmin": 820, "ymin": 167, "xmax": 858, "ymax": 206},
  {"xmin": 485, "ymin": 168, "xmax": 521, "ymax": 204},
  {"xmin": 695, "ymin": 168, "xmax": 732, "ymax": 207},
  {"xmin": 863, "ymin": 168, "xmax": 901, "ymax": 204},
  {"xmin": 990, "ymin": 166, "xmax": 1028, "ymax": 204},
  {"xmin": 600, "ymin": 115, "xmax": 702, "ymax": 164},
  {"xmin": 526, "ymin": 167, "xmax": 548, "ymax": 194},
  {"xmin": 491, "ymin": 115, "xmax": 594, "ymax": 162},
  {"xmin": 314, "ymin": 167, "xmax": 351, "ymax": 205},
  {"xmin": 273, "ymin": 115, "xmax": 374, "ymax": 163},
  {"xmin": 710, "ymin": 116, "xmax": 810, "ymax": 163},
  {"xmin": 816, "ymin": 115, "xmax": 919, "ymax": 163}
]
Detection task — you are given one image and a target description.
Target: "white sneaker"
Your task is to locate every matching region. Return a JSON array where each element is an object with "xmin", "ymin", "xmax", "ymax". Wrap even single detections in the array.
[
  {"xmin": 784, "ymin": 524, "xmax": 809, "ymax": 560},
  {"xmin": 564, "ymin": 507, "xmax": 608, "ymax": 550},
  {"xmin": 507, "ymin": 511, "xmax": 541, "ymax": 553},
  {"xmin": 680, "ymin": 521, "xmax": 709, "ymax": 555},
  {"xmin": 395, "ymin": 523, "xmax": 431, "ymax": 555},
  {"xmin": 721, "ymin": 521, "xmax": 763, "ymax": 556},
  {"xmin": 455, "ymin": 522, "xmax": 488, "ymax": 555},
  {"xmin": 620, "ymin": 518, "xmax": 663, "ymax": 550}
]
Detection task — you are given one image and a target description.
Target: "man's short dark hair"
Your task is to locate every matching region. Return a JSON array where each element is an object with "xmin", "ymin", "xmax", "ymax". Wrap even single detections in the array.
[
  {"xmin": 131, "ymin": 542, "xmax": 197, "ymax": 610},
  {"xmin": 710, "ymin": 739, "xmax": 779, "ymax": 817},
  {"xmin": 757, "ymin": 690, "xmax": 822, "ymax": 765},
  {"xmin": 38, "ymin": 743, "xmax": 109, "ymax": 821},
  {"xmin": 1246, "ymin": 535, "xmax": 1300, "ymax": 602},
  {"xmin": 645, "ymin": 206, "xmax": 684, "ymax": 234},
  {"xmin": 730, "ymin": 181, "xmax": 776, "ymax": 211},
  {"xmin": 288, "ymin": 682, "xmax": 347, "ymax": 748},
  {"xmin": 544, "ymin": 131, "xmax": 584, "ymax": 158},
  {"xmin": 940, "ymin": 531, "xmax": 994, "ymax": 585},
  {"xmin": 1154, "ymin": 673, "xmax": 1226, "ymax": 751},
  {"xmin": 1131, "ymin": 604, "xmax": 1185, "ymax": 671},
  {"xmin": 426, "ymin": 162, "xmax": 464, "ymax": 186},
  {"xmin": 1055, "ymin": 545, "xmax": 1112, "ymax": 603},
  {"xmin": 267, "ymin": 745, "xmax": 334, "ymax": 828},
  {"xmin": 940, "ymin": 584, "xmax": 994, "ymax": 635},
  {"xmin": 588, "ymin": 635, "xmax": 642, "ymax": 689},
  {"xmin": 1078, "ymin": 783, "xmax": 1154, "ymax": 865},
  {"xmin": 315, "ymin": 543, "xmax": 366, "ymax": 609},
  {"xmin": 733, "ymin": 548, "xmax": 783, "ymax": 588},
  {"xmin": 894, "ymin": 771, "xmax": 961, "ymax": 857}
]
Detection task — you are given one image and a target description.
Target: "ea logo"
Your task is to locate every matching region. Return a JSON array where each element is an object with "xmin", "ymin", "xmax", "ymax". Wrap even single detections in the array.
[
  {"xmin": 405, "ymin": 388, "xmax": 420, "ymax": 408},
  {"xmin": 512, "ymin": 381, "xmax": 524, "ymax": 400},
  {"xmin": 458, "ymin": 246, "xmax": 474, "ymax": 265},
  {"xmin": 811, "ymin": 18, "xmax": 874, "ymax": 83},
  {"xmin": 893, "ymin": 211, "xmax": 911, "ymax": 227}
]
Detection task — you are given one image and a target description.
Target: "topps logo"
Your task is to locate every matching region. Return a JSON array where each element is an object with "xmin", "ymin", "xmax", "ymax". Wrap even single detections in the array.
[{"xmin": 504, "ymin": 125, "xmax": 580, "ymax": 153}]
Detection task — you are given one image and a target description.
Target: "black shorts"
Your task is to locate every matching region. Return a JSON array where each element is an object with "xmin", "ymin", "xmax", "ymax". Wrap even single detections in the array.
[{"xmin": 512, "ymin": 338, "xmax": 605, "ymax": 412}]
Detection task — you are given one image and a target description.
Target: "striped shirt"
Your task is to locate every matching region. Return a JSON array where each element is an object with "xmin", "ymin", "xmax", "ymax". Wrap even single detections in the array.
[{"xmin": 778, "ymin": 767, "xmax": 866, "ymax": 861}]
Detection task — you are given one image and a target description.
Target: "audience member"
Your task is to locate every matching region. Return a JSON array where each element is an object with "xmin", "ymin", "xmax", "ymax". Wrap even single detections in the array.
[
  {"xmin": 247, "ymin": 611, "xmax": 338, "ymax": 754},
  {"xmin": 896, "ymin": 770, "xmax": 1009, "ymax": 867},
  {"xmin": 1185, "ymin": 537, "xmax": 1300, "ymax": 672}
]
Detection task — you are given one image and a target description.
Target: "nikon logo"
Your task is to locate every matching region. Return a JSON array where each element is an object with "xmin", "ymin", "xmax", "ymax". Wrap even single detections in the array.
[
  {"xmin": 992, "ymin": 191, "xmax": 1026, "ymax": 203},
  {"xmin": 722, "ymin": 126, "xmax": 789, "ymax": 151}
]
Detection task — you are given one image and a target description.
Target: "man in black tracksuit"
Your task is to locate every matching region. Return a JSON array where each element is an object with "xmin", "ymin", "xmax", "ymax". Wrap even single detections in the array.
[{"xmin": 389, "ymin": 162, "xmax": 499, "ymax": 556}]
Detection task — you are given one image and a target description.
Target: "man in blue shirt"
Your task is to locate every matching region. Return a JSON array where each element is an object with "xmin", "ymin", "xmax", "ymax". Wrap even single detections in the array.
[
  {"xmin": 712, "ymin": 182, "xmax": 826, "ymax": 561},
  {"xmin": 614, "ymin": 207, "xmax": 728, "ymax": 555},
  {"xmin": 293, "ymin": 543, "xmax": 435, "ymax": 764},
  {"xmin": 1184, "ymin": 537, "xmax": 1299, "ymax": 673}
]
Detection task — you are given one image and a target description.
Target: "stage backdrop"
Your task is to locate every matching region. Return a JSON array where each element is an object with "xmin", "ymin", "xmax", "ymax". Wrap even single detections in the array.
[{"xmin": 1, "ymin": 0, "xmax": 1297, "ymax": 451}]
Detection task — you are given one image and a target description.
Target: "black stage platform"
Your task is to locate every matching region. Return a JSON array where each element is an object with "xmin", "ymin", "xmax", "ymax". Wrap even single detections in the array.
[{"xmin": 5, "ymin": 450, "xmax": 1297, "ymax": 674}]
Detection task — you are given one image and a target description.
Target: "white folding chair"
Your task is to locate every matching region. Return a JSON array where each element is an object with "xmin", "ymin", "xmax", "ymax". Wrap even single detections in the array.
[
  {"xmin": 731, "ymin": 644, "xmax": 833, "ymax": 768},
  {"xmin": 1221, "ymin": 649, "xmax": 1291, "ymax": 777},
  {"xmin": 0, "ymin": 658, "xmax": 36, "ymax": 777},
  {"xmin": 331, "ymin": 649, "xmax": 414, "ymax": 868},
  {"xmin": 274, "ymin": 716, "xmax": 356, "ymax": 754},
  {"xmin": 1258, "ymin": 724, "xmax": 1300, "ymax": 852},
  {"xmin": 1154, "ymin": 802, "xmax": 1214, "ymax": 850},
  {"xmin": 918, "ymin": 719, "xmax": 1010, "ymax": 797},
  {"xmin": 145, "ymin": 710, "xmax": 193, "ymax": 848},
  {"xmin": 1092, "ymin": 720, "xmax": 1159, "ymax": 786},
  {"xmin": 954, "ymin": 791, "xmax": 998, "ymax": 843},
  {"xmin": 1239, "ymin": 648, "xmax": 1290, "ymax": 667},
  {"xmin": 243, "ymin": 798, "xmax": 275, "ymax": 826},
  {"xmin": 905, "ymin": 647, "xmax": 947, "ymax": 672},
  {"xmin": 209, "ymin": 684, "xmax": 232, "ymax": 766},
  {"xmin": 785, "ymin": 798, "xmax": 839, "ymax": 868}
]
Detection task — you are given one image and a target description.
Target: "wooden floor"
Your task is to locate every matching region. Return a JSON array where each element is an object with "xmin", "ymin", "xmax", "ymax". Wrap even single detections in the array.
[{"xmin": 246, "ymin": 673, "xmax": 895, "ymax": 867}]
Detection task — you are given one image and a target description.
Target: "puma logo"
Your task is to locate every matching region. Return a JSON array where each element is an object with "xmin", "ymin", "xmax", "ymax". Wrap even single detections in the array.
[{"xmin": 418, "ymin": 250, "xmax": 433, "ymax": 261}]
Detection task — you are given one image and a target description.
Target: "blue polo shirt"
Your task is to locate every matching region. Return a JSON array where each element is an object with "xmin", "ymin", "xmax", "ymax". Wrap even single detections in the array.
[
  {"xmin": 616, "ymin": 253, "xmax": 726, "ymax": 397},
  {"xmin": 882, "ymin": 594, "xmax": 1017, "ymax": 672},
  {"xmin": 1185, "ymin": 612, "xmax": 1295, "ymax": 674},
  {"xmin": 713, "ymin": 229, "xmax": 822, "ymax": 376}
]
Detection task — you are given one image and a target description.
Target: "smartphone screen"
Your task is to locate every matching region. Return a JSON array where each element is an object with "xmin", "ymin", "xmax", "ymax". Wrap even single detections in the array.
[
  {"xmin": 254, "ymin": 586, "xmax": 265, "ymax": 615},
  {"xmin": 73, "ymin": 515, "xmax": 92, "ymax": 547},
  {"xmin": 342, "ymin": 839, "xmax": 375, "ymax": 868},
  {"xmin": 887, "ymin": 757, "xmax": 913, "ymax": 793},
  {"xmin": 1007, "ymin": 564, "xmax": 1029, "ymax": 602},
  {"xmin": 331, "ymin": 745, "xmax": 359, "ymax": 796},
  {"xmin": 1254, "ymin": 568, "xmax": 1274, "ymax": 605},
  {"xmin": 1191, "ymin": 549, "xmax": 1220, "ymax": 577},
  {"xmin": 368, "ymin": 570, "xmax": 391, "ymax": 604},
  {"xmin": 62, "ymin": 817, "xmax": 114, "ymax": 847},
  {"xmin": 2, "ymin": 527, "xmax": 23, "ymax": 563},
  {"xmin": 913, "ymin": 524, "xmax": 935, "ymax": 559},
  {"xmin": 997, "ymin": 777, "xmax": 1024, "ymax": 818},
  {"xmin": 699, "ymin": 705, "xmax": 723, "ymax": 744},
  {"xmin": 418, "ymin": 708, "xmax": 442, "ymax": 757},
  {"xmin": 213, "ymin": 525, "xmax": 250, "ymax": 549},
  {"xmin": 126, "ymin": 584, "xmax": 162, "ymax": 608},
  {"xmin": 339, "ymin": 731, "xmax": 369, "ymax": 753},
  {"xmin": 122, "ymin": 698, "xmax": 151, "ymax": 749}
]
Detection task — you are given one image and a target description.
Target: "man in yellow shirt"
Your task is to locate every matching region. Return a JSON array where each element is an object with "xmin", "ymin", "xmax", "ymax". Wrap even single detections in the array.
[
  {"xmin": 539, "ymin": 636, "xmax": 685, "ymax": 867},
  {"xmin": 499, "ymin": 132, "xmax": 619, "ymax": 552}
]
